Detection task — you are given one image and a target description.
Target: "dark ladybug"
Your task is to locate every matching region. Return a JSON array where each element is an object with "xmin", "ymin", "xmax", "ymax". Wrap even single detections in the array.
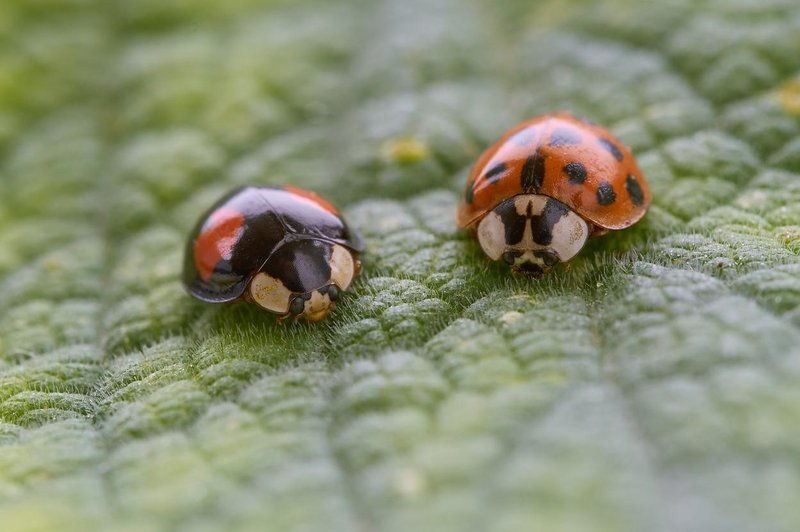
[{"xmin": 183, "ymin": 185, "xmax": 364, "ymax": 322}]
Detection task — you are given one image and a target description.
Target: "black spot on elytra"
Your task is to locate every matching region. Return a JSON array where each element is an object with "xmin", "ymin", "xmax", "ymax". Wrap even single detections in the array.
[
  {"xmin": 464, "ymin": 181, "xmax": 474, "ymax": 204},
  {"xmin": 598, "ymin": 138, "xmax": 623, "ymax": 161},
  {"xmin": 596, "ymin": 182, "xmax": 617, "ymax": 205},
  {"xmin": 626, "ymin": 174, "xmax": 644, "ymax": 206},
  {"xmin": 521, "ymin": 149, "xmax": 545, "ymax": 192},
  {"xmin": 563, "ymin": 162, "xmax": 587, "ymax": 184},
  {"xmin": 483, "ymin": 162, "xmax": 507, "ymax": 184},
  {"xmin": 549, "ymin": 127, "xmax": 581, "ymax": 146}
]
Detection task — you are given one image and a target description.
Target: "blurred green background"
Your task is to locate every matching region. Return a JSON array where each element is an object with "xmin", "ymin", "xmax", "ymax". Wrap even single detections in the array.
[{"xmin": 1, "ymin": 0, "xmax": 800, "ymax": 530}]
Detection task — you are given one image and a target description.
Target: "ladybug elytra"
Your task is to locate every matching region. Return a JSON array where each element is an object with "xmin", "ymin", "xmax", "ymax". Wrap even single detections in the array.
[
  {"xmin": 456, "ymin": 112, "xmax": 651, "ymax": 276},
  {"xmin": 183, "ymin": 185, "xmax": 363, "ymax": 322}
]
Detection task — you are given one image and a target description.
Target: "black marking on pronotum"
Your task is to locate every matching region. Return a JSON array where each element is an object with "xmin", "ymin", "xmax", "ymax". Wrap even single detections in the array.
[
  {"xmin": 483, "ymin": 162, "xmax": 507, "ymax": 184},
  {"xmin": 598, "ymin": 138, "xmax": 623, "ymax": 161},
  {"xmin": 525, "ymin": 201, "xmax": 534, "ymax": 217},
  {"xmin": 626, "ymin": 174, "xmax": 644, "ymax": 206},
  {"xmin": 549, "ymin": 127, "xmax": 582, "ymax": 146},
  {"xmin": 521, "ymin": 149, "xmax": 545, "ymax": 192},
  {"xmin": 496, "ymin": 199, "xmax": 527, "ymax": 246},
  {"xmin": 596, "ymin": 182, "xmax": 617, "ymax": 205},
  {"xmin": 530, "ymin": 198, "xmax": 569, "ymax": 246},
  {"xmin": 563, "ymin": 161, "xmax": 587, "ymax": 184},
  {"xmin": 495, "ymin": 196, "xmax": 569, "ymax": 249},
  {"xmin": 262, "ymin": 239, "xmax": 332, "ymax": 293}
]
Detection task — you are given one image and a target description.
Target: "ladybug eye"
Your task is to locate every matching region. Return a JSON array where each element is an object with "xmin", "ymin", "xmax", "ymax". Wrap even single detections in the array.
[
  {"xmin": 502, "ymin": 251, "xmax": 518, "ymax": 265},
  {"xmin": 327, "ymin": 285, "xmax": 339, "ymax": 302},
  {"xmin": 538, "ymin": 251, "xmax": 559, "ymax": 267},
  {"xmin": 289, "ymin": 297, "xmax": 305, "ymax": 315}
]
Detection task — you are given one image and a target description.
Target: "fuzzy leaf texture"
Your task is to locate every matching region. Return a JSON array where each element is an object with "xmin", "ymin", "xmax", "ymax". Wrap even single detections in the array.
[{"xmin": 1, "ymin": 0, "xmax": 800, "ymax": 531}]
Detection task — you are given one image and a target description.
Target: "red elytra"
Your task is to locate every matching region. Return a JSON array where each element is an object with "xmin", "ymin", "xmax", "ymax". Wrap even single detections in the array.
[
  {"xmin": 282, "ymin": 185, "xmax": 340, "ymax": 216},
  {"xmin": 193, "ymin": 207, "xmax": 245, "ymax": 282}
]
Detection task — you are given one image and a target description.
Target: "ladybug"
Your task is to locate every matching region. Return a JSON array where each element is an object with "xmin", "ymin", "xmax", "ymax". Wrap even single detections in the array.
[
  {"xmin": 457, "ymin": 112, "xmax": 651, "ymax": 276},
  {"xmin": 182, "ymin": 185, "xmax": 364, "ymax": 322}
]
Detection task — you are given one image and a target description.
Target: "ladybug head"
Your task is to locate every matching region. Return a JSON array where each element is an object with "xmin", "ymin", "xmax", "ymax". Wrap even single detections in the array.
[
  {"xmin": 285, "ymin": 283, "xmax": 341, "ymax": 322},
  {"xmin": 500, "ymin": 249, "xmax": 559, "ymax": 278},
  {"xmin": 476, "ymin": 194, "xmax": 589, "ymax": 276},
  {"xmin": 247, "ymin": 241, "xmax": 359, "ymax": 322}
]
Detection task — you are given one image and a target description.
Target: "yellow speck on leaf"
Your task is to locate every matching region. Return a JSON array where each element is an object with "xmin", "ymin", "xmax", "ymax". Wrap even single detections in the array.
[
  {"xmin": 776, "ymin": 78, "xmax": 800, "ymax": 116},
  {"xmin": 393, "ymin": 467, "xmax": 427, "ymax": 499},
  {"xmin": 43, "ymin": 255, "xmax": 62, "ymax": 272},
  {"xmin": 536, "ymin": 369, "xmax": 569, "ymax": 386},
  {"xmin": 779, "ymin": 228, "xmax": 800, "ymax": 244},
  {"xmin": 500, "ymin": 311, "xmax": 524, "ymax": 324},
  {"xmin": 381, "ymin": 137, "xmax": 430, "ymax": 164}
]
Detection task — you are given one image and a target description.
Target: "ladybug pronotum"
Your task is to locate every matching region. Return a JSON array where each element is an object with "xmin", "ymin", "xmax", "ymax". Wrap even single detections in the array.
[
  {"xmin": 183, "ymin": 185, "xmax": 364, "ymax": 322},
  {"xmin": 456, "ymin": 112, "xmax": 651, "ymax": 276}
]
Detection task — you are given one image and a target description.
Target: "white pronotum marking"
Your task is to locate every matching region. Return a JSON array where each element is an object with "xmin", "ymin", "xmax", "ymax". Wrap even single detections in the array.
[
  {"xmin": 476, "ymin": 194, "xmax": 589, "ymax": 267},
  {"xmin": 549, "ymin": 210, "xmax": 589, "ymax": 261},
  {"xmin": 249, "ymin": 243, "xmax": 358, "ymax": 319},
  {"xmin": 249, "ymin": 272, "xmax": 293, "ymax": 314},
  {"xmin": 329, "ymin": 244, "xmax": 355, "ymax": 290},
  {"xmin": 476, "ymin": 211, "xmax": 506, "ymax": 261}
]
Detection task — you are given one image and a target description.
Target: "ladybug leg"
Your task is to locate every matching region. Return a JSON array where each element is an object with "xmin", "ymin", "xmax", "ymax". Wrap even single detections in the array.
[
  {"xmin": 562, "ymin": 262, "xmax": 572, "ymax": 273},
  {"xmin": 240, "ymin": 288, "xmax": 256, "ymax": 304},
  {"xmin": 589, "ymin": 224, "xmax": 609, "ymax": 239},
  {"xmin": 276, "ymin": 314, "xmax": 290, "ymax": 326},
  {"xmin": 354, "ymin": 258, "xmax": 363, "ymax": 276}
]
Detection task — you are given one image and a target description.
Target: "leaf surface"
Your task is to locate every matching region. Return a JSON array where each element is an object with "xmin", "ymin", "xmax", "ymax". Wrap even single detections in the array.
[{"xmin": 1, "ymin": 0, "xmax": 799, "ymax": 530}]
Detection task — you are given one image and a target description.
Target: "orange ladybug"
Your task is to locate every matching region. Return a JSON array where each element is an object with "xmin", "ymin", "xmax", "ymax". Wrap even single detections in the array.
[{"xmin": 456, "ymin": 112, "xmax": 651, "ymax": 276}]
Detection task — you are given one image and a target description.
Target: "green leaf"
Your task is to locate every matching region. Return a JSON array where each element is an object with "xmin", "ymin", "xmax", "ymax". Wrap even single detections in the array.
[{"xmin": 1, "ymin": 0, "xmax": 799, "ymax": 530}]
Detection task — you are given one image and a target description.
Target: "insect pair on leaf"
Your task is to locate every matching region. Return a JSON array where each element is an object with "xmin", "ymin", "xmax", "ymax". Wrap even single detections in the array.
[{"xmin": 183, "ymin": 113, "xmax": 651, "ymax": 321}]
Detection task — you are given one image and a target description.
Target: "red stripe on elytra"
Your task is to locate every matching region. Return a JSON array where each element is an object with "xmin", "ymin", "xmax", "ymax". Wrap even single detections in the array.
[
  {"xmin": 194, "ymin": 207, "xmax": 245, "ymax": 282},
  {"xmin": 282, "ymin": 185, "xmax": 340, "ymax": 215}
]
